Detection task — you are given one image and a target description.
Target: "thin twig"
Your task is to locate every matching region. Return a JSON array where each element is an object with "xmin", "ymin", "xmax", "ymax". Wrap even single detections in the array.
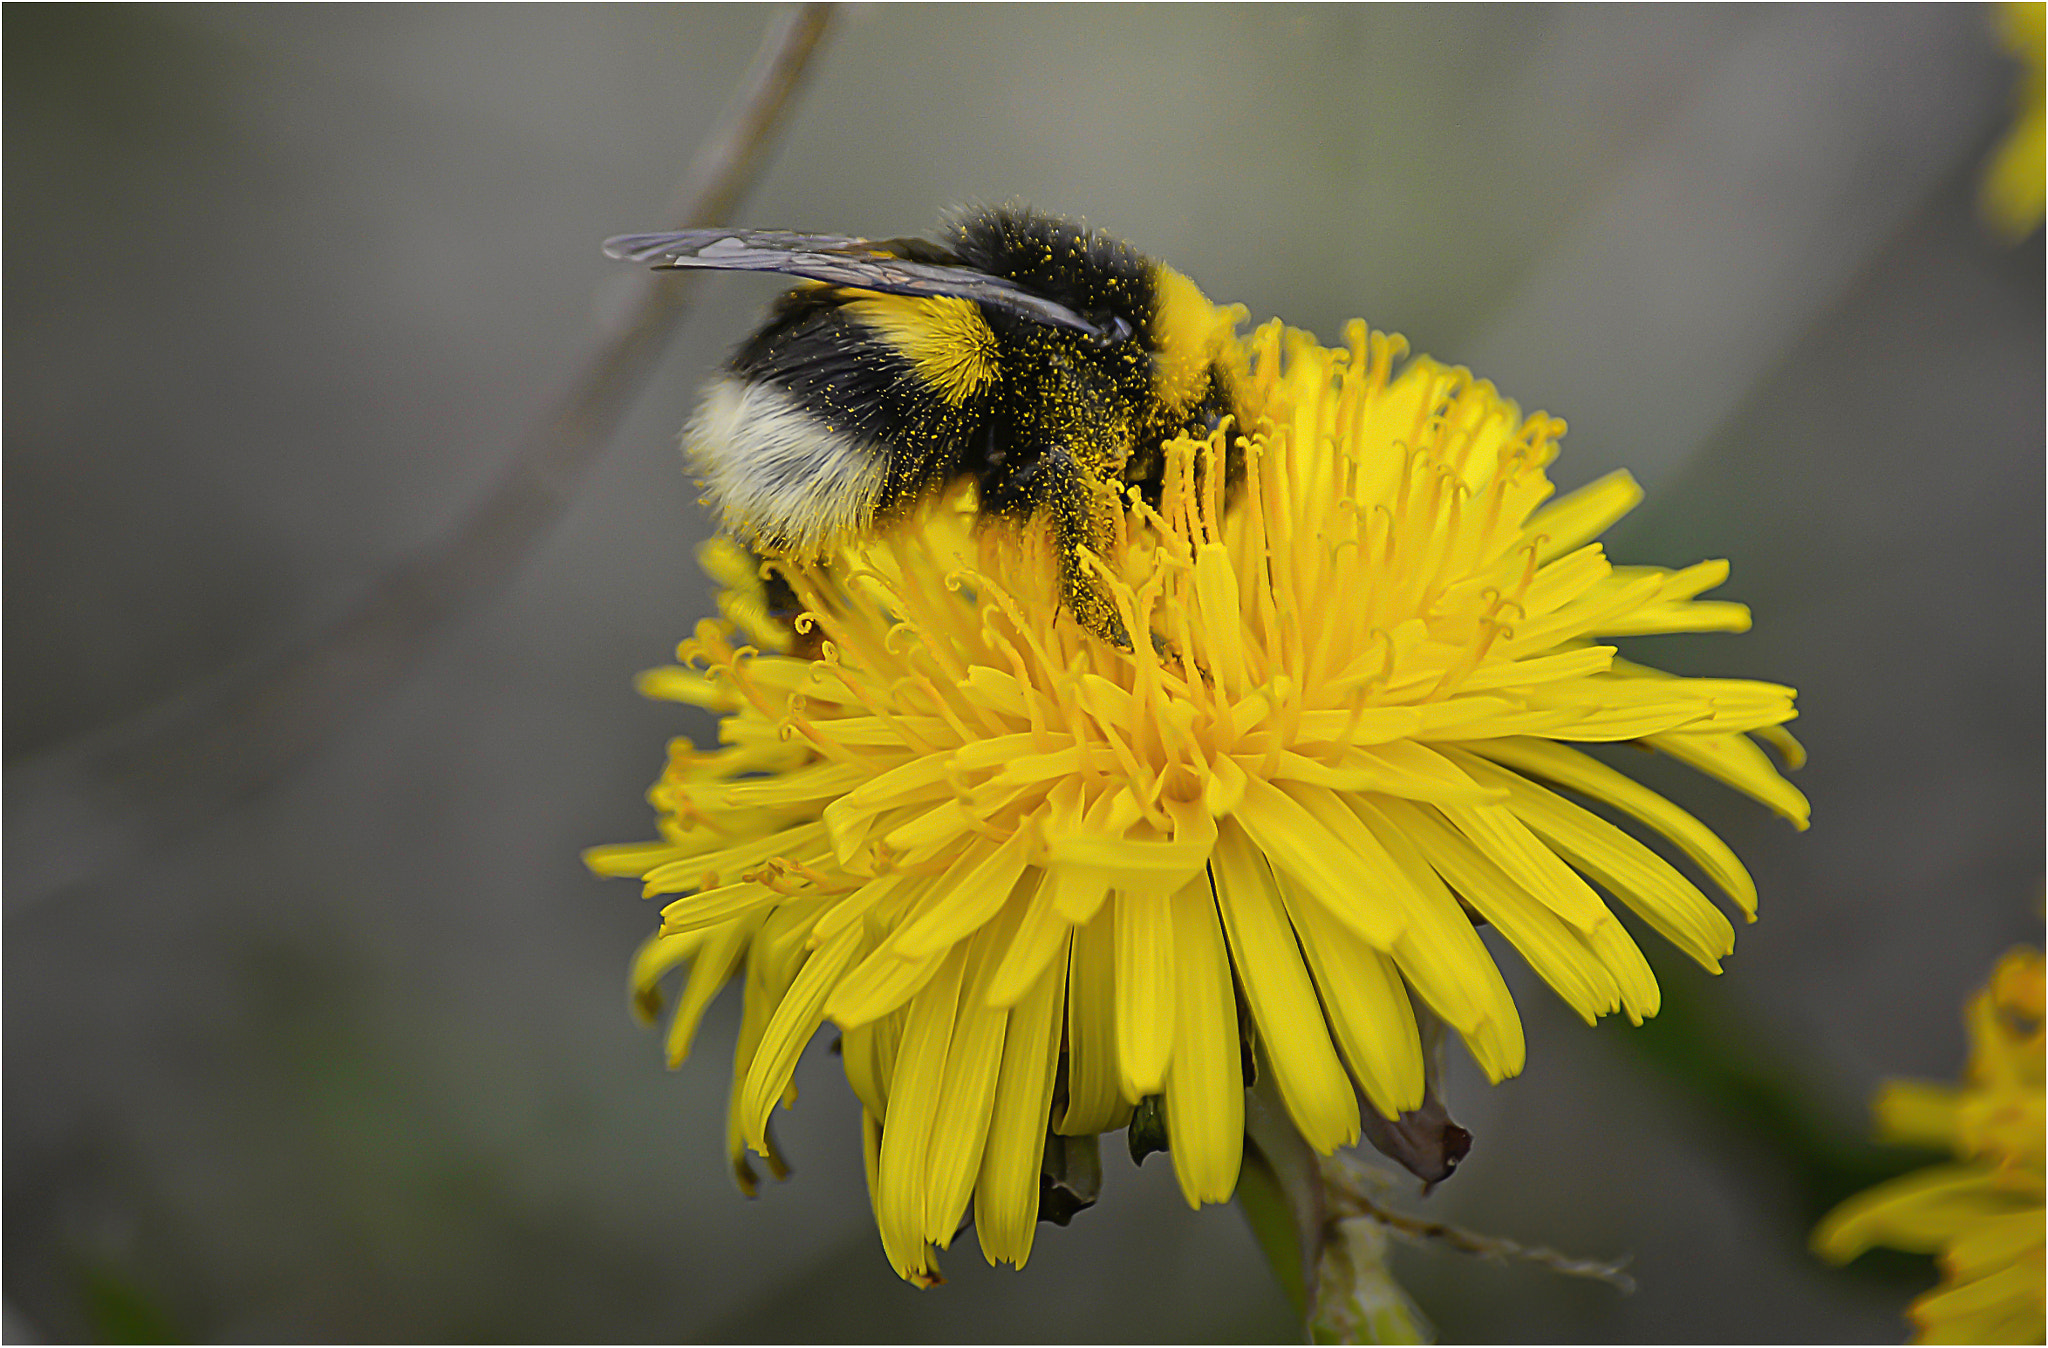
[
  {"xmin": 1321, "ymin": 1153, "xmax": 1638, "ymax": 1294},
  {"xmin": 7, "ymin": 4, "xmax": 835, "ymax": 911}
]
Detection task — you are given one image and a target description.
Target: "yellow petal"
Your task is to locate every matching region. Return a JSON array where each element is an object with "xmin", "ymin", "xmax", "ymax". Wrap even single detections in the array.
[
  {"xmin": 1233, "ymin": 775, "xmax": 1401, "ymax": 947},
  {"xmin": 1520, "ymin": 470, "xmax": 1642, "ymax": 562},
  {"xmin": 720, "ymin": 761, "xmax": 868, "ymax": 809},
  {"xmin": 1115, "ymin": 884, "xmax": 1178, "ymax": 1097},
  {"xmin": 892, "ymin": 826, "xmax": 1037, "ymax": 959},
  {"xmin": 658, "ymin": 880, "xmax": 780, "ymax": 936},
  {"xmin": 1873, "ymin": 1080, "xmax": 1964, "ymax": 1151},
  {"xmin": 740, "ymin": 922, "xmax": 865, "ymax": 1154},
  {"xmin": 961, "ymin": 665, "xmax": 1036, "ymax": 721},
  {"xmin": 827, "ymin": 894, "xmax": 949, "ymax": 1030},
  {"xmin": 809, "ymin": 872, "xmax": 916, "ymax": 947},
  {"xmin": 586, "ymin": 839, "xmax": 688, "ymax": 879},
  {"xmin": 974, "ymin": 932, "xmax": 1068, "ymax": 1267},
  {"xmin": 1646, "ymin": 729, "xmax": 1811, "ymax": 830},
  {"xmin": 1600, "ymin": 600, "xmax": 1751, "ymax": 636},
  {"xmin": 1814, "ymin": 1164, "xmax": 2018, "ymax": 1261},
  {"xmin": 822, "ymin": 756, "xmax": 952, "ymax": 863},
  {"xmin": 1210, "ymin": 818, "xmax": 1360, "ymax": 1153},
  {"xmin": 985, "ymin": 869, "xmax": 1070, "ymax": 1009},
  {"xmin": 725, "ymin": 952, "xmax": 782, "ymax": 1197},
  {"xmin": 1332, "ymin": 794, "xmax": 1527, "ymax": 1077},
  {"xmin": 883, "ymin": 800, "xmax": 979, "ymax": 867},
  {"xmin": 1941, "ymin": 1209, "xmax": 2044, "ymax": 1281},
  {"xmin": 924, "ymin": 918, "xmax": 1017, "ymax": 1246},
  {"xmin": 861, "ymin": 1106, "xmax": 883, "ymax": 1204},
  {"xmin": 1203, "ymin": 749, "xmax": 1249, "ymax": 816},
  {"xmin": 662, "ymin": 916, "xmax": 756, "ymax": 1069},
  {"xmin": 1912, "ymin": 1259, "xmax": 2043, "ymax": 1329},
  {"xmin": 1050, "ymin": 862, "xmax": 1113, "ymax": 926},
  {"xmin": 1368, "ymin": 796, "xmax": 1616, "ymax": 1025},
  {"xmin": 1454, "ymin": 751, "xmax": 1733, "ymax": 971},
  {"xmin": 642, "ymin": 823, "xmax": 830, "ymax": 896},
  {"xmin": 875, "ymin": 943, "xmax": 968, "ymax": 1281},
  {"xmin": 1517, "ymin": 543, "xmax": 1612, "ymax": 619},
  {"xmin": 1270, "ymin": 867, "xmax": 1426, "ymax": 1115},
  {"xmin": 628, "ymin": 928, "xmax": 707, "ymax": 1024},
  {"xmin": 1163, "ymin": 873, "xmax": 1244, "ymax": 1207},
  {"xmin": 1267, "ymin": 742, "xmax": 1501, "ymax": 804},
  {"xmin": 951, "ymin": 731, "xmax": 1055, "ymax": 773},
  {"xmin": 1453, "ymin": 645, "xmax": 1617, "ymax": 693},
  {"xmin": 1500, "ymin": 572, "xmax": 1666, "ymax": 656},
  {"xmin": 1193, "ymin": 542, "xmax": 1252, "ymax": 693},
  {"xmin": 632, "ymin": 663, "xmax": 742, "ymax": 710},
  {"xmin": 1915, "ymin": 1295, "xmax": 2041, "ymax": 1346},
  {"xmin": 1470, "ymin": 736, "xmax": 1759, "ymax": 918},
  {"xmin": 807, "ymin": 714, "xmax": 951, "ymax": 749},
  {"xmin": 1584, "ymin": 915, "xmax": 1659, "ymax": 1024},
  {"xmin": 840, "ymin": 1012, "xmax": 898, "ymax": 1122},
  {"xmin": 1434, "ymin": 799, "xmax": 1609, "ymax": 933},
  {"xmin": 1060, "ymin": 907, "xmax": 1131, "ymax": 1134},
  {"xmin": 1048, "ymin": 807, "xmax": 1213, "ymax": 891}
]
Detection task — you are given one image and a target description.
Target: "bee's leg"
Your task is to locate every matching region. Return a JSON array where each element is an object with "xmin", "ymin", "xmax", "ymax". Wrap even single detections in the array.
[
  {"xmin": 1032, "ymin": 448, "xmax": 1131, "ymax": 648},
  {"xmin": 982, "ymin": 432, "xmax": 1131, "ymax": 647}
]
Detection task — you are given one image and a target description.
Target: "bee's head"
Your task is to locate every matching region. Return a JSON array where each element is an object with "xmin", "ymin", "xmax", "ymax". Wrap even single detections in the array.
[
  {"xmin": 947, "ymin": 206, "xmax": 1153, "ymax": 341},
  {"xmin": 950, "ymin": 206, "xmax": 1245, "ymax": 434}
]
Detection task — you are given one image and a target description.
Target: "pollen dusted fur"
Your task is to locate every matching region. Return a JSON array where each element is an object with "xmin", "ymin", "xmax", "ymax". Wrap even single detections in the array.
[{"xmin": 629, "ymin": 207, "xmax": 1246, "ymax": 641}]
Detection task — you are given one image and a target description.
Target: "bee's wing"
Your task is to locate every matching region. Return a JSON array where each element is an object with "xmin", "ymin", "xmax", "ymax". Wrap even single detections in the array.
[
  {"xmin": 602, "ymin": 229, "xmax": 1103, "ymax": 337},
  {"xmin": 602, "ymin": 230, "xmax": 888, "ymax": 263}
]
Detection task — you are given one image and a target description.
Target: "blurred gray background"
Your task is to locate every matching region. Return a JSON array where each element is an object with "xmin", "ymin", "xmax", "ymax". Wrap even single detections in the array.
[{"xmin": 6, "ymin": 5, "xmax": 2041, "ymax": 1342}]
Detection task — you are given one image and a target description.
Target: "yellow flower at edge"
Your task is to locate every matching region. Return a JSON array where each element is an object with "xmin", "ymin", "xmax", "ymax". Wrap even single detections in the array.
[
  {"xmin": 1815, "ymin": 948, "xmax": 2046, "ymax": 1344},
  {"xmin": 1982, "ymin": 1, "xmax": 2047, "ymax": 241},
  {"xmin": 589, "ymin": 319, "xmax": 1808, "ymax": 1286}
]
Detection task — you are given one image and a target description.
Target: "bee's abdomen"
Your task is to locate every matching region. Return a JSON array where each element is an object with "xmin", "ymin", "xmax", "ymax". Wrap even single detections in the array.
[
  {"xmin": 684, "ymin": 375, "xmax": 892, "ymax": 557},
  {"xmin": 691, "ymin": 291, "xmax": 987, "ymax": 555}
]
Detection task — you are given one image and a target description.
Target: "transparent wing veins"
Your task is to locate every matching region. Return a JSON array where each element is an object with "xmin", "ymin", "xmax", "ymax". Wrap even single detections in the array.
[{"xmin": 601, "ymin": 228, "xmax": 1103, "ymax": 337}]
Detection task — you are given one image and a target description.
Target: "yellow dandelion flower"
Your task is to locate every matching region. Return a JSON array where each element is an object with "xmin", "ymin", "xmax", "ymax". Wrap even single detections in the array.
[
  {"xmin": 1983, "ymin": 1, "xmax": 2048, "ymax": 241},
  {"xmin": 1815, "ymin": 948, "xmax": 2046, "ymax": 1344},
  {"xmin": 590, "ymin": 320, "xmax": 1807, "ymax": 1285}
]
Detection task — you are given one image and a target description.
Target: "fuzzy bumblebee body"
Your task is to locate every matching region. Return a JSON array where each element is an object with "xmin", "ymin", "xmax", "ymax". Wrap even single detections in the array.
[{"xmin": 606, "ymin": 207, "xmax": 1246, "ymax": 639}]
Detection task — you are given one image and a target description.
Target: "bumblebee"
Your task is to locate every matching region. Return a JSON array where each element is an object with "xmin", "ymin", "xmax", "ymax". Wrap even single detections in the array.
[{"xmin": 604, "ymin": 206, "xmax": 1246, "ymax": 642}]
